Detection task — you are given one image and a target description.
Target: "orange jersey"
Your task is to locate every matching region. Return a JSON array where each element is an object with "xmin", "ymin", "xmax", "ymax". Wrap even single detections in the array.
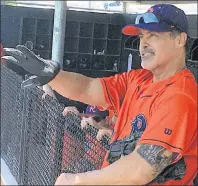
[{"xmin": 99, "ymin": 69, "xmax": 197, "ymax": 185}]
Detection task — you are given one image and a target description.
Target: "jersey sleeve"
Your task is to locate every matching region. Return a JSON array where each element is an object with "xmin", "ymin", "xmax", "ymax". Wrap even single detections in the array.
[
  {"xmin": 138, "ymin": 93, "xmax": 197, "ymax": 160},
  {"xmin": 98, "ymin": 70, "xmax": 137, "ymax": 114}
]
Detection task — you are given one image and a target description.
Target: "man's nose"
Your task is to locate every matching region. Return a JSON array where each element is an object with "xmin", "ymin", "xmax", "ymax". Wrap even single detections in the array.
[{"xmin": 140, "ymin": 38, "xmax": 149, "ymax": 50}]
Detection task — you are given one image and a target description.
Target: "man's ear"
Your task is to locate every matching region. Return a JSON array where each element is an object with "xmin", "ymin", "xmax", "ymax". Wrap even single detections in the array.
[{"xmin": 177, "ymin": 32, "xmax": 187, "ymax": 48}]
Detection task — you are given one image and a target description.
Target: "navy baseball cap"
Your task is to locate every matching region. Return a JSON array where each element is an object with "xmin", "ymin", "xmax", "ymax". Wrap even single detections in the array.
[
  {"xmin": 122, "ymin": 4, "xmax": 189, "ymax": 36},
  {"xmin": 85, "ymin": 105, "xmax": 109, "ymax": 117}
]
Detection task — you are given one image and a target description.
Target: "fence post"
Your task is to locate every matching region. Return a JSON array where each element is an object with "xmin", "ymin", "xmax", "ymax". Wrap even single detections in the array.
[
  {"xmin": 51, "ymin": 1, "xmax": 67, "ymax": 69},
  {"xmin": 18, "ymin": 75, "xmax": 29, "ymax": 185}
]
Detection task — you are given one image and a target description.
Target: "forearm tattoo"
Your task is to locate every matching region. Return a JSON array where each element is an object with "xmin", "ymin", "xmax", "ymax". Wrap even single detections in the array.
[{"xmin": 137, "ymin": 144, "xmax": 178, "ymax": 176}]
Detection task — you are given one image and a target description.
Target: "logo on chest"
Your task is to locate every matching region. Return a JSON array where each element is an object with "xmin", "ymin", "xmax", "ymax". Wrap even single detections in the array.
[{"xmin": 131, "ymin": 114, "xmax": 147, "ymax": 134}]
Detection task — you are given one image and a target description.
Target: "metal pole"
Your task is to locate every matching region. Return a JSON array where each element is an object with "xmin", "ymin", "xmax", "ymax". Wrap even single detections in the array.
[
  {"xmin": 123, "ymin": 1, "xmax": 127, "ymax": 13},
  {"xmin": 51, "ymin": 1, "xmax": 67, "ymax": 69}
]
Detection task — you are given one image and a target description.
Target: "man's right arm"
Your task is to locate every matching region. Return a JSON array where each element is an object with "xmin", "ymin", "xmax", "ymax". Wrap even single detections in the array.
[
  {"xmin": 48, "ymin": 70, "xmax": 108, "ymax": 108},
  {"xmin": 2, "ymin": 45, "xmax": 130, "ymax": 110}
]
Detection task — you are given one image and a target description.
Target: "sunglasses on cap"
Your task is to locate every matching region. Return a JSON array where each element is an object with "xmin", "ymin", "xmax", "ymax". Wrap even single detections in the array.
[{"xmin": 135, "ymin": 12, "xmax": 184, "ymax": 33}]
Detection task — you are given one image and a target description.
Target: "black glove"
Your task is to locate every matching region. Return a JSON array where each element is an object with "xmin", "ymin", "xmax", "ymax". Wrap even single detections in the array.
[{"xmin": 2, "ymin": 45, "xmax": 60, "ymax": 88}]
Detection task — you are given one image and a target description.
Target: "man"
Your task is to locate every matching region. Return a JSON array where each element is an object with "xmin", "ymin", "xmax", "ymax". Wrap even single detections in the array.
[
  {"xmin": 81, "ymin": 105, "xmax": 115, "ymax": 140},
  {"xmin": 2, "ymin": 4, "xmax": 197, "ymax": 185},
  {"xmin": 63, "ymin": 105, "xmax": 114, "ymax": 140},
  {"xmin": 60, "ymin": 105, "xmax": 111, "ymax": 174}
]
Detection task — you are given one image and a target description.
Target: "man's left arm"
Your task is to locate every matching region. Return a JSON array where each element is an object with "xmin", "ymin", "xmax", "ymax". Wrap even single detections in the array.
[
  {"xmin": 55, "ymin": 93, "xmax": 196, "ymax": 185},
  {"xmin": 55, "ymin": 144, "xmax": 178, "ymax": 185}
]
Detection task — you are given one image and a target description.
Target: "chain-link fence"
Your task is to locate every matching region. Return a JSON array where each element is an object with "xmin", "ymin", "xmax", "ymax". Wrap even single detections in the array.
[
  {"xmin": 1, "ymin": 64, "xmax": 24, "ymax": 184},
  {"xmin": 1, "ymin": 65, "xmax": 110, "ymax": 185}
]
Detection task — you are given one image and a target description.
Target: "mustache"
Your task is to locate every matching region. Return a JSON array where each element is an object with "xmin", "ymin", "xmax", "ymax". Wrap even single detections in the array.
[{"xmin": 140, "ymin": 48, "xmax": 154, "ymax": 56}]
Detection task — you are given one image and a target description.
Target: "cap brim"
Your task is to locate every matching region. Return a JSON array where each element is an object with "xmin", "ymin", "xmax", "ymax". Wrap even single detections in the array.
[
  {"xmin": 122, "ymin": 23, "xmax": 173, "ymax": 36},
  {"xmin": 122, "ymin": 24, "xmax": 140, "ymax": 36},
  {"xmin": 79, "ymin": 113, "xmax": 97, "ymax": 117}
]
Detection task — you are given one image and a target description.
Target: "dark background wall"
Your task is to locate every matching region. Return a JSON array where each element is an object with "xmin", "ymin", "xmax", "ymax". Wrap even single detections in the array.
[{"xmin": 1, "ymin": 5, "xmax": 197, "ymax": 77}]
